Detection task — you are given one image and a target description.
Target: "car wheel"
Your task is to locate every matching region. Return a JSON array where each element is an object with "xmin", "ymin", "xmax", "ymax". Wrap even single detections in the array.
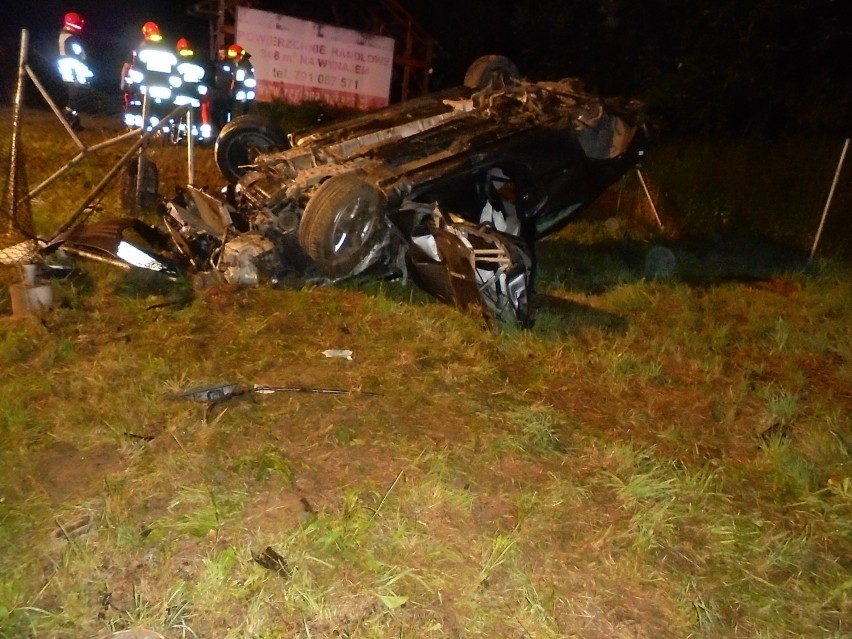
[
  {"xmin": 299, "ymin": 174, "xmax": 387, "ymax": 278},
  {"xmin": 463, "ymin": 55, "xmax": 520, "ymax": 90},
  {"xmin": 214, "ymin": 116, "xmax": 287, "ymax": 183}
]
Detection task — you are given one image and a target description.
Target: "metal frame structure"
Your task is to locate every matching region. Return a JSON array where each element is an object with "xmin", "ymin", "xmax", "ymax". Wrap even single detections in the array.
[{"xmin": 6, "ymin": 30, "xmax": 191, "ymax": 243}]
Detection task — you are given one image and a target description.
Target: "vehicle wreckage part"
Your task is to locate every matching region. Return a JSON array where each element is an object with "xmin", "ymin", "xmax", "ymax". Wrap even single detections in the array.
[
  {"xmin": 220, "ymin": 233, "xmax": 277, "ymax": 285},
  {"xmin": 176, "ymin": 383, "xmax": 243, "ymax": 403},
  {"xmin": 398, "ymin": 204, "xmax": 532, "ymax": 326},
  {"xmin": 49, "ymin": 218, "xmax": 183, "ymax": 275},
  {"xmin": 463, "ymin": 55, "xmax": 521, "ymax": 90},
  {"xmin": 186, "ymin": 186, "xmax": 234, "ymax": 237},
  {"xmin": 182, "ymin": 54, "xmax": 650, "ymax": 329},
  {"xmin": 174, "ymin": 382, "xmax": 379, "ymax": 404},
  {"xmin": 164, "ymin": 188, "xmax": 235, "ymax": 263},
  {"xmin": 440, "ymin": 224, "xmax": 531, "ymax": 326},
  {"xmin": 323, "ymin": 107, "xmax": 473, "ymax": 162},
  {"xmin": 115, "ymin": 241, "xmax": 170, "ymax": 271},
  {"xmin": 252, "ymin": 384, "xmax": 379, "ymax": 397},
  {"xmin": 298, "ymin": 173, "xmax": 388, "ymax": 278},
  {"xmin": 215, "ymin": 115, "xmax": 288, "ymax": 183},
  {"xmin": 323, "ymin": 349, "xmax": 353, "ymax": 360}
]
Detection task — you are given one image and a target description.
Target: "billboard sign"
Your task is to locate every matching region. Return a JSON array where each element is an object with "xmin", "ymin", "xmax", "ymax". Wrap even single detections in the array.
[{"xmin": 236, "ymin": 7, "xmax": 395, "ymax": 110}]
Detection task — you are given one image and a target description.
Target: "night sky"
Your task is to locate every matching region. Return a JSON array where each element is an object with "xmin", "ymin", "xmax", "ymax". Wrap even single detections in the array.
[{"xmin": 2, "ymin": 0, "xmax": 849, "ymax": 134}]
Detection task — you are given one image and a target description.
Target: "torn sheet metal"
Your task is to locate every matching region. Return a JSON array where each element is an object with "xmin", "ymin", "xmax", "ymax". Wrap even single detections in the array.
[
  {"xmin": 49, "ymin": 218, "xmax": 184, "ymax": 275},
  {"xmin": 394, "ymin": 202, "xmax": 533, "ymax": 327}
]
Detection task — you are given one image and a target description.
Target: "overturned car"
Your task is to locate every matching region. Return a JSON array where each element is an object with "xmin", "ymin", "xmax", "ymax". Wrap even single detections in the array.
[{"xmin": 70, "ymin": 55, "xmax": 651, "ymax": 326}]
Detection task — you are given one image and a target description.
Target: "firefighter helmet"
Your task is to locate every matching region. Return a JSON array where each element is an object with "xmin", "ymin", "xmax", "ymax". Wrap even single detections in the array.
[
  {"xmin": 64, "ymin": 12, "xmax": 84, "ymax": 32},
  {"xmin": 177, "ymin": 37, "xmax": 193, "ymax": 56},
  {"xmin": 141, "ymin": 21, "xmax": 160, "ymax": 40},
  {"xmin": 227, "ymin": 44, "xmax": 244, "ymax": 59}
]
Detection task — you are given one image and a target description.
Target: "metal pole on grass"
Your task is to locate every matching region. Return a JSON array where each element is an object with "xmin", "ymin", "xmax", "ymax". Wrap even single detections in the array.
[
  {"xmin": 56, "ymin": 128, "xmax": 156, "ymax": 234},
  {"xmin": 54, "ymin": 103, "xmax": 188, "ymax": 235},
  {"xmin": 7, "ymin": 30, "xmax": 28, "ymax": 234},
  {"xmin": 186, "ymin": 108, "xmax": 195, "ymax": 186},
  {"xmin": 135, "ymin": 93, "xmax": 150, "ymax": 214},
  {"xmin": 809, "ymin": 138, "xmax": 849, "ymax": 262},
  {"xmin": 636, "ymin": 169, "xmax": 663, "ymax": 229}
]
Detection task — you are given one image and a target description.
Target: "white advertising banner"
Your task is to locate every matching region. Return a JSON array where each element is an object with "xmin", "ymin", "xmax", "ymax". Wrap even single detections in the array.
[{"xmin": 236, "ymin": 7, "xmax": 395, "ymax": 110}]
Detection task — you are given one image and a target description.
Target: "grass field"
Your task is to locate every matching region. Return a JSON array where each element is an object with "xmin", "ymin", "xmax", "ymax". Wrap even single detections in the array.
[{"xmin": 1, "ymin": 107, "xmax": 850, "ymax": 638}]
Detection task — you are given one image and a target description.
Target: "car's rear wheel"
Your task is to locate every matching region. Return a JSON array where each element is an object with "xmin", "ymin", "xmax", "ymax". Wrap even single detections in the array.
[
  {"xmin": 464, "ymin": 55, "xmax": 520, "ymax": 90},
  {"xmin": 215, "ymin": 116, "xmax": 287, "ymax": 183},
  {"xmin": 299, "ymin": 174, "xmax": 386, "ymax": 278}
]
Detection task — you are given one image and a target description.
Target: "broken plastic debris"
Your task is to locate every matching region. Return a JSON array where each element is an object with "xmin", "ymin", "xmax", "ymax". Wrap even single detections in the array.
[
  {"xmin": 175, "ymin": 382, "xmax": 243, "ymax": 404},
  {"xmin": 52, "ymin": 512, "xmax": 96, "ymax": 546},
  {"xmin": 173, "ymin": 381, "xmax": 379, "ymax": 403},
  {"xmin": 253, "ymin": 546, "xmax": 292, "ymax": 579},
  {"xmin": 322, "ymin": 349, "xmax": 353, "ymax": 360}
]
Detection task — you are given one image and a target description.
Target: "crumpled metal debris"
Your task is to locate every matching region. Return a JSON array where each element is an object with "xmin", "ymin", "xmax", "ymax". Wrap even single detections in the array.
[
  {"xmin": 392, "ymin": 202, "xmax": 533, "ymax": 327},
  {"xmin": 173, "ymin": 381, "xmax": 378, "ymax": 404},
  {"xmin": 47, "ymin": 218, "xmax": 184, "ymax": 275}
]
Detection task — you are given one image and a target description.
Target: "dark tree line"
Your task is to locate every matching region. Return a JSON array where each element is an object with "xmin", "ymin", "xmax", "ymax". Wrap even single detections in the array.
[
  {"xmin": 416, "ymin": 0, "xmax": 852, "ymax": 136},
  {"xmin": 6, "ymin": 0, "xmax": 846, "ymax": 136}
]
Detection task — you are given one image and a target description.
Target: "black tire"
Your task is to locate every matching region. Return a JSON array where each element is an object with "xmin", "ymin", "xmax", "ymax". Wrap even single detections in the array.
[
  {"xmin": 214, "ymin": 116, "xmax": 288, "ymax": 183},
  {"xmin": 463, "ymin": 55, "xmax": 521, "ymax": 90},
  {"xmin": 298, "ymin": 174, "xmax": 386, "ymax": 278}
]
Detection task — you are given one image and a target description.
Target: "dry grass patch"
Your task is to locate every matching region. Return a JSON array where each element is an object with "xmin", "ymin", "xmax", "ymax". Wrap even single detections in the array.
[{"xmin": 1, "ymin": 109, "xmax": 850, "ymax": 638}]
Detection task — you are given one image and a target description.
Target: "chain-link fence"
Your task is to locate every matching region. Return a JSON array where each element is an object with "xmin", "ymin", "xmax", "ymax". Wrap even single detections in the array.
[
  {"xmin": 1, "ymin": 30, "xmax": 175, "ymax": 267},
  {"xmin": 0, "ymin": 36, "xmax": 38, "ymax": 266}
]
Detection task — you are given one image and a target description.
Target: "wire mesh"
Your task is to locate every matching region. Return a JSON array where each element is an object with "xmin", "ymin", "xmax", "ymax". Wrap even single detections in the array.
[
  {"xmin": 0, "ymin": 72, "xmax": 38, "ymax": 265},
  {"xmin": 3, "ymin": 29, "xmax": 145, "ymax": 252}
]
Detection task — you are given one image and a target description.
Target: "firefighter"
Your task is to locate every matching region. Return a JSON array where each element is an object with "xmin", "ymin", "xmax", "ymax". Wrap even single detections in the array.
[
  {"xmin": 57, "ymin": 12, "xmax": 93, "ymax": 130},
  {"xmin": 209, "ymin": 45, "xmax": 236, "ymax": 132},
  {"xmin": 230, "ymin": 44, "xmax": 256, "ymax": 116},
  {"xmin": 121, "ymin": 22, "xmax": 177, "ymax": 131},
  {"xmin": 173, "ymin": 37, "xmax": 212, "ymax": 141}
]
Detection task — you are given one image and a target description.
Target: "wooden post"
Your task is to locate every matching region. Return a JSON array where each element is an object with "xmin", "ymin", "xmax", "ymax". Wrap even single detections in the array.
[
  {"xmin": 637, "ymin": 169, "xmax": 663, "ymax": 229},
  {"xmin": 809, "ymin": 138, "xmax": 849, "ymax": 262}
]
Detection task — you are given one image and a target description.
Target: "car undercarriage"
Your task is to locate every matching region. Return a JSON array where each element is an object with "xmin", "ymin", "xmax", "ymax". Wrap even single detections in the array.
[{"xmin": 60, "ymin": 55, "xmax": 651, "ymax": 327}]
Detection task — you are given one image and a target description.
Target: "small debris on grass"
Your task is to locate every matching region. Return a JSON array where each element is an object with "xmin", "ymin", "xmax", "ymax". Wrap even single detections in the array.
[
  {"xmin": 104, "ymin": 630, "xmax": 166, "ymax": 639},
  {"xmin": 323, "ymin": 349, "xmax": 353, "ymax": 360},
  {"xmin": 298, "ymin": 496, "xmax": 316, "ymax": 523},
  {"xmin": 253, "ymin": 546, "xmax": 292, "ymax": 579},
  {"xmin": 123, "ymin": 431, "xmax": 155, "ymax": 442},
  {"xmin": 174, "ymin": 382, "xmax": 243, "ymax": 404},
  {"xmin": 52, "ymin": 512, "xmax": 96, "ymax": 545}
]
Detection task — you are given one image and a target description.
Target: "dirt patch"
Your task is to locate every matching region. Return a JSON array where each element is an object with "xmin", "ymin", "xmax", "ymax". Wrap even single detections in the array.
[
  {"xmin": 242, "ymin": 489, "xmax": 312, "ymax": 538},
  {"xmin": 32, "ymin": 440, "xmax": 124, "ymax": 502}
]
